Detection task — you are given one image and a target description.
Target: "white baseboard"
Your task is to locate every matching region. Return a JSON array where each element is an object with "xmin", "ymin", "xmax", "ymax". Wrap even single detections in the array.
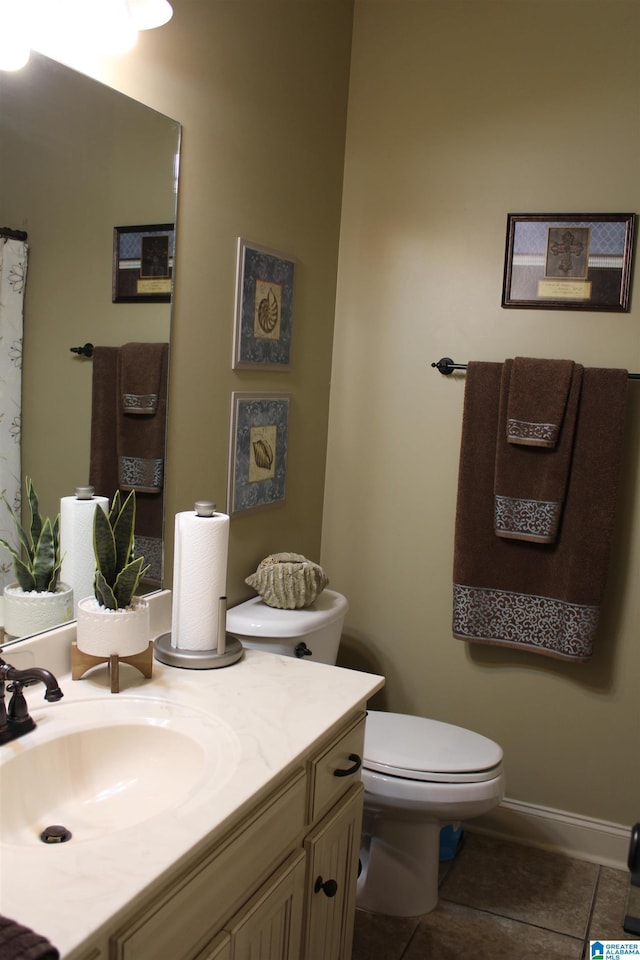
[{"xmin": 467, "ymin": 797, "xmax": 632, "ymax": 871}]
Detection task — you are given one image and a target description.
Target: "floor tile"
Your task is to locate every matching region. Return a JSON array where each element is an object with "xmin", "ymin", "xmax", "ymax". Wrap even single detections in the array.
[
  {"xmin": 351, "ymin": 909, "xmax": 419, "ymax": 960},
  {"xmin": 589, "ymin": 866, "xmax": 638, "ymax": 941},
  {"xmin": 403, "ymin": 900, "xmax": 584, "ymax": 960},
  {"xmin": 439, "ymin": 832, "xmax": 598, "ymax": 938}
]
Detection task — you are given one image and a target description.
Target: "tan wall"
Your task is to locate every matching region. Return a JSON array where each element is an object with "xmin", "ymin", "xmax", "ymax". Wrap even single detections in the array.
[
  {"xmin": 322, "ymin": 0, "xmax": 640, "ymax": 826},
  {"xmin": 73, "ymin": 0, "xmax": 354, "ymax": 602},
  {"xmin": 19, "ymin": 0, "xmax": 639, "ymax": 828}
]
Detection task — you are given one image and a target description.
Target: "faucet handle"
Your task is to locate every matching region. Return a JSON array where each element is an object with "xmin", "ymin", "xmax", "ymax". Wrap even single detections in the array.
[{"xmin": 7, "ymin": 682, "xmax": 30, "ymax": 723}]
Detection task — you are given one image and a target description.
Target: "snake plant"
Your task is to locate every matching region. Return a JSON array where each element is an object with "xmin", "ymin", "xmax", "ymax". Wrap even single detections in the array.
[
  {"xmin": 0, "ymin": 477, "xmax": 62, "ymax": 593},
  {"xmin": 93, "ymin": 490, "xmax": 150, "ymax": 610}
]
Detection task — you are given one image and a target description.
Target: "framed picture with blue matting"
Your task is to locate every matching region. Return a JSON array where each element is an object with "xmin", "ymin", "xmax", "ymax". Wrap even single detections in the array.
[
  {"xmin": 232, "ymin": 239, "xmax": 296, "ymax": 369},
  {"xmin": 228, "ymin": 392, "xmax": 290, "ymax": 515}
]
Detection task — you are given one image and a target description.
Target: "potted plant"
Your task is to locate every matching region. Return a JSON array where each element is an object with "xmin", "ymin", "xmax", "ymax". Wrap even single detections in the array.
[
  {"xmin": 0, "ymin": 477, "xmax": 73, "ymax": 637},
  {"xmin": 76, "ymin": 490, "xmax": 152, "ymax": 657}
]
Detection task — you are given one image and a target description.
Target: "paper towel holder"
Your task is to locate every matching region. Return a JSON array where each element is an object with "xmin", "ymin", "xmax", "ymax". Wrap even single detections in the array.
[{"xmin": 154, "ymin": 596, "xmax": 244, "ymax": 669}]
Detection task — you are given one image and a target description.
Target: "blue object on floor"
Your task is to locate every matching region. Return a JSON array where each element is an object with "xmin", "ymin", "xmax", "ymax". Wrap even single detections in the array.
[{"xmin": 439, "ymin": 824, "xmax": 464, "ymax": 861}]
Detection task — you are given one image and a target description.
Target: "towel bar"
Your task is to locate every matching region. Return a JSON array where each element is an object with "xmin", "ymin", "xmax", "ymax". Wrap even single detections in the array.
[
  {"xmin": 70, "ymin": 343, "xmax": 94, "ymax": 357},
  {"xmin": 432, "ymin": 357, "xmax": 640, "ymax": 379}
]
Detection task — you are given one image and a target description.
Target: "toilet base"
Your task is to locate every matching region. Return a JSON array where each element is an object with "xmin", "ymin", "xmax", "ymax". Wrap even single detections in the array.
[{"xmin": 357, "ymin": 817, "xmax": 442, "ymax": 917}]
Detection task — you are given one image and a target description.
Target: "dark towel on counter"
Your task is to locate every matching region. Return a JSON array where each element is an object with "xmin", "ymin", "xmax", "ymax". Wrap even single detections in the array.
[
  {"xmin": 495, "ymin": 359, "xmax": 583, "ymax": 543},
  {"xmin": 0, "ymin": 915, "xmax": 59, "ymax": 960},
  {"xmin": 453, "ymin": 361, "xmax": 628, "ymax": 661},
  {"xmin": 506, "ymin": 356, "xmax": 576, "ymax": 447}
]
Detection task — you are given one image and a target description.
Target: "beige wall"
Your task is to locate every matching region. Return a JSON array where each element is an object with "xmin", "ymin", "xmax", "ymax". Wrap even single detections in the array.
[
  {"xmin": 322, "ymin": 0, "xmax": 640, "ymax": 826},
  {"xmin": 79, "ymin": 0, "xmax": 354, "ymax": 601},
  {"xmin": 19, "ymin": 0, "xmax": 639, "ymax": 828}
]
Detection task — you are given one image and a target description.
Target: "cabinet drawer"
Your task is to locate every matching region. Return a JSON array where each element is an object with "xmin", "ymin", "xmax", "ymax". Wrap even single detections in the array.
[
  {"xmin": 307, "ymin": 714, "xmax": 365, "ymax": 824},
  {"xmin": 112, "ymin": 770, "xmax": 306, "ymax": 960}
]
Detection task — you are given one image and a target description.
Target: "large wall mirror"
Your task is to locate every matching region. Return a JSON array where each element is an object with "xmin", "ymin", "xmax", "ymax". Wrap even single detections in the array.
[{"xmin": 0, "ymin": 52, "xmax": 180, "ymax": 643}]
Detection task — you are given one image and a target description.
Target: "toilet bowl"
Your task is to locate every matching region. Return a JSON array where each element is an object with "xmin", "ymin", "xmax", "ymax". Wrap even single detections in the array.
[
  {"xmin": 226, "ymin": 590, "xmax": 505, "ymax": 917},
  {"xmin": 357, "ymin": 710, "xmax": 504, "ymax": 916}
]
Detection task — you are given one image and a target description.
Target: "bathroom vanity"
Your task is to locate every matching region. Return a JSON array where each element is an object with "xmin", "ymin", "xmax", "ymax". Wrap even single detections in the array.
[{"xmin": 0, "ymin": 605, "xmax": 383, "ymax": 960}]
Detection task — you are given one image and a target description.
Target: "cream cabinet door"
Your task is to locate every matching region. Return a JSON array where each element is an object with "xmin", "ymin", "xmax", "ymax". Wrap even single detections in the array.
[
  {"xmin": 195, "ymin": 933, "xmax": 231, "ymax": 960},
  {"xmin": 303, "ymin": 784, "xmax": 364, "ymax": 960},
  {"xmin": 227, "ymin": 852, "xmax": 305, "ymax": 960}
]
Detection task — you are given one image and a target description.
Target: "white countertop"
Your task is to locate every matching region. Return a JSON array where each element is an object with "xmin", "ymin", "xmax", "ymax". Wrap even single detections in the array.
[{"xmin": 0, "ymin": 606, "xmax": 384, "ymax": 959}]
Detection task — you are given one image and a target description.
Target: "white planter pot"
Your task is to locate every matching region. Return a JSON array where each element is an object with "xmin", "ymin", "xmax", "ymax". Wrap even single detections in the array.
[
  {"xmin": 76, "ymin": 596, "xmax": 151, "ymax": 657},
  {"xmin": 3, "ymin": 582, "xmax": 74, "ymax": 638}
]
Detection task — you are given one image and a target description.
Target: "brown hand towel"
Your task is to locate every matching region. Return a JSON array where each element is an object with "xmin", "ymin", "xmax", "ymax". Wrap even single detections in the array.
[
  {"xmin": 506, "ymin": 356, "xmax": 575, "ymax": 447},
  {"xmin": 119, "ymin": 341, "xmax": 167, "ymax": 414},
  {"xmin": 494, "ymin": 359, "xmax": 583, "ymax": 543},
  {"xmin": 453, "ymin": 362, "xmax": 628, "ymax": 661},
  {"xmin": 117, "ymin": 343, "xmax": 169, "ymax": 494},
  {"xmin": 0, "ymin": 915, "xmax": 59, "ymax": 959},
  {"xmin": 89, "ymin": 346, "xmax": 120, "ymax": 498}
]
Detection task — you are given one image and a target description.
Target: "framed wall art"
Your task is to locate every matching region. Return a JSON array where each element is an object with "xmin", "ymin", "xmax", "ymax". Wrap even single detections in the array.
[
  {"xmin": 501, "ymin": 213, "xmax": 635, "ymax": 311},
  {"xmin": 113, "ymin": 223, "xmax": 174, "ymax": 303},
  {"xmin": 232, "ymin": 238, "xmax": 296, "ymax": 369},
  {"xmin": 227, "ymin": 392, "xmax": 290, "ymax": 516}
]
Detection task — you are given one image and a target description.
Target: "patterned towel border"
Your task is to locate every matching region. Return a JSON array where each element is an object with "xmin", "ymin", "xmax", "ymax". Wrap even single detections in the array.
[{"xmin": 453, "ymin": 583, "xmax": 599, "ymax": 661}]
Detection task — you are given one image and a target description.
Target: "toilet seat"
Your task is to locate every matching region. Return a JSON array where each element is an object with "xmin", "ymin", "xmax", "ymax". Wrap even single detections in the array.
[{"xmin": 363, "ymin": 711, "xmax": 503, "ymax": 784}]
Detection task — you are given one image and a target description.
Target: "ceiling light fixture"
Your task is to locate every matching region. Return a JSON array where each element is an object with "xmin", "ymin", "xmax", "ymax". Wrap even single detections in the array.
[{"xmin": 0, "ymin": 0, "xmax": 174, "ymax": 72}]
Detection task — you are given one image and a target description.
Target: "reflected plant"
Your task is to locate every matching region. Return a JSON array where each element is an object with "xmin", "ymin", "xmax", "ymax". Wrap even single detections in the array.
[{"xmin": 0, "ymin": 477, "xmax": 61, "ymax": 593}]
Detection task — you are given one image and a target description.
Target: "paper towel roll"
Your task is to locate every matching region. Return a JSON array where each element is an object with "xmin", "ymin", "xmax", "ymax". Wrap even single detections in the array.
[
  {"xmin": 171, "ymin": 508, "xmax": 230, "ymax": 650},
  {"xmin": 60, "ymin": 491, "xmax": 109, "ymax": 616}
]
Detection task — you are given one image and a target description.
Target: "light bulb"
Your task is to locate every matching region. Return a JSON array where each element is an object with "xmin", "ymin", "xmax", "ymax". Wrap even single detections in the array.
[
  {"xmin": 0, "ymin": 0, "xmax": 31, "ymax": 71},
  {"xmin": 127, "ymin": 0, "xmax": 173, "ymax": 31}
]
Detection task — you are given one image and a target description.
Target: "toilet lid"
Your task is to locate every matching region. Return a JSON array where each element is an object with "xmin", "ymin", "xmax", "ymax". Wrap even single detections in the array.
[{"xmin": 363, "ymin": 711, "xmax": 503, "ymax": 784}]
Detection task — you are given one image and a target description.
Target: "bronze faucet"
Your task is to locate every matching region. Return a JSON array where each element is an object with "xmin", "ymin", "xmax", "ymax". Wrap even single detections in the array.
[{"xmin": 0, "ymin": 654, "xmax": 64, "ymax": 744}]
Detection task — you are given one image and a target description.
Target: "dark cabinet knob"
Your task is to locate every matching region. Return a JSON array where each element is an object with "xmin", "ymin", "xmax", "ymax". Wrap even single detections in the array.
[{"xmin": 314, "ymin": 876, "xmax": 338, "ymax": 898}]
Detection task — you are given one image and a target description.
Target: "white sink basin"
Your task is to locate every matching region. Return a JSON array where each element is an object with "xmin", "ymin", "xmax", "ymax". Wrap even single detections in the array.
[{"xmin": 0, "ymin": 697, "xmax": 241, "ymax": 845}]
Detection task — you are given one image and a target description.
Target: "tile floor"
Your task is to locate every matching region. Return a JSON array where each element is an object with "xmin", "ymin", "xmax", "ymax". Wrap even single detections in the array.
[{"xmin": 352, "ymin": 831, "xmax": 638, "ymax": 959}]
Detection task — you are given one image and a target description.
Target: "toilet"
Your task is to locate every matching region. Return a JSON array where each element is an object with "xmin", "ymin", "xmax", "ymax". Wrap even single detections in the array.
[
  {"xmin": 226, "ymin": 589, "xmax": 505, "ymax": 917},
  {"xmin": 226, "ymin": 589, "xmax": 349, "ymax": 664}
]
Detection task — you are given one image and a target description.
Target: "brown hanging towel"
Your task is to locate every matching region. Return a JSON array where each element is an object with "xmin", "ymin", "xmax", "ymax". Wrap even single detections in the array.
[{"xmin": 452, "ymin": 360, "xmax": 628, "ymax": 662}]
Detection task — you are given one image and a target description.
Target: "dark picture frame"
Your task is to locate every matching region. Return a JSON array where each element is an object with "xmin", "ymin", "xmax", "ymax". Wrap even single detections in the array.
[
  {"xmin": 501, "ymin": 213, "xmax": 636, "ymax": 311},
  {"xmin": 232, "ymin": 238, "xmax": 296, "ymax": 369},
  {"xmin": 227, "ymin": 392, "xmax": 290, "ymax": 516},
  {"xmin": 112, "ymin": 223, "xmax": 175, "ymax": 303}
]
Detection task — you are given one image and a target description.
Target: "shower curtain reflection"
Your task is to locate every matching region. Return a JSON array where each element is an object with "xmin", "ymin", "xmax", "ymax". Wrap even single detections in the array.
[{"xmin": 0, "ymin": 231, "xmax": 28, "ymax": 595}]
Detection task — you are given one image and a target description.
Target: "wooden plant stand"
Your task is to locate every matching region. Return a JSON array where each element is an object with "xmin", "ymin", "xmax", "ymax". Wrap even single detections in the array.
[{"xmin": 71, "ymin": 641, "xmax": 153, "ymax": 694}]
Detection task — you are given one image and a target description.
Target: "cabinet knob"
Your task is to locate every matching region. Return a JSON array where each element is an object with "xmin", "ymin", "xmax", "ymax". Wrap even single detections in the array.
[
  {"xmin": 333, "ymin": 753, "xmax": 362, "ymax": 778},
  {"xmin": 314, "ymin": 876, "xmax": 338, "ymax": 898}
]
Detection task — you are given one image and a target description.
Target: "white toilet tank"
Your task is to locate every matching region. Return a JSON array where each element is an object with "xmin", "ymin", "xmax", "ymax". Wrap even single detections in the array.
[{"xmin": 226, "ymin": 589, "xmax": 348, "ymax": 664}]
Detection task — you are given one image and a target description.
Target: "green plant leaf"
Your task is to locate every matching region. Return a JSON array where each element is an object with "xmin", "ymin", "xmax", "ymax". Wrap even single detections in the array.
[
  {"xmin": 26, "ymin": 477, "xmax": 42, "ymax": 560},
  {"xmin": 93, "ymin": 505, "xmax": 117, "ymax": 586},
  {"xmin": 113, "ymin": 491, "xmax": 136, "ymax": 574},
  {"xmin": 113, "ymin": 556, "xmax": 150, "ymax": 608},
  {"xmin": 0, "ymin": 539, "xmax": 36, "ymax": 591},
  {"xmin": 94, "ymin": 569, "xmax": 117, "ymax": 610},
  {"xmin": 32, "ymin": 518, "xmax": 56, "ymax": 592}
]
